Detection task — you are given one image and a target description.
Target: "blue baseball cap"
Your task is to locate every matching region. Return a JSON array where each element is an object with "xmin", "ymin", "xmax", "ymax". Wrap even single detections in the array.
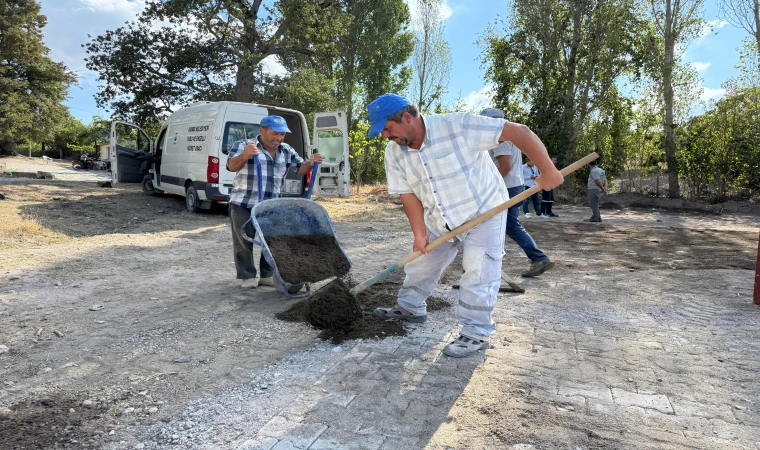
[
  {"xmin": 260, "ymin": 115, "xmax": 291, "ymax": 133},
  {"xmin": 480, "ymin": 108, "xmax": 504, "ymax": 118},
  {"xmin": 367, "ymin": 94, "xmax": 411, "ymax": 137}
]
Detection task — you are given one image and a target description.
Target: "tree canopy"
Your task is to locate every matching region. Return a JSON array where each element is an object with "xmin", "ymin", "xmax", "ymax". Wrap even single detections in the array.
[
  {"xmin": 84, "ymin": 0, "xmax": 412, "ymax": 128},
  {"xmin": 0, "ymin": 0, "xmax": 75, "ymax": 155}
]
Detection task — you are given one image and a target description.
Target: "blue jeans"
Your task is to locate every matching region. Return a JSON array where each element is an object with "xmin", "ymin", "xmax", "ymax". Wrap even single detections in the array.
[
  {"xmin": 522, "ymin": 186, "xmax": 542, "ymax": 215},
  {"xmin": 508, "ymin": 186, "xmax": 548, "ymax": 263}
]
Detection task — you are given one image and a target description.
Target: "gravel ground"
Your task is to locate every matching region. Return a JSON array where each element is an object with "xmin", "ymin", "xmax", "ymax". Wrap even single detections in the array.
[{"xmin": 1, "ymin": 157, "xmax": 759, "ymax": 449}]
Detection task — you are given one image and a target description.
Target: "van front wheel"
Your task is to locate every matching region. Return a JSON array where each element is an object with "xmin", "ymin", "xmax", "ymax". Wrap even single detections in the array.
[{"xmin": 185, "ymin": 185, "xmax": 201, "ymax": 213}]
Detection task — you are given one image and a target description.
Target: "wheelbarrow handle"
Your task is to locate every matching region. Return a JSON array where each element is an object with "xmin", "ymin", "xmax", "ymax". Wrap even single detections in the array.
[
  {"xmin": 305, "ymin": 148, "xmax": 318, "ymax": 200},
  {"xmin": 254, "ymin": 154, "xmax": 263, "ymax": 203},
  {"xmin": 348, "ymin": 152, "xmax": 599, "ymax": 296}
]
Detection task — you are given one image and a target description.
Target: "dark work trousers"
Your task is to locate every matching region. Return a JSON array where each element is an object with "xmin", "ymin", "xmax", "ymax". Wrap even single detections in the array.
[
  {"xmin": 588, "ymin": 189, "xmax": 603, "ymax": 221},
  {"xmin": 522, "ymin": 186, "xmax": 542, "ymax": 215},
  {"xmin": 541, "ymin": 189, "xmax": 554, "ymax": 215},
  {"xmin": 229, "ymin": 203, "xmax": 273, "ymax": 280}
]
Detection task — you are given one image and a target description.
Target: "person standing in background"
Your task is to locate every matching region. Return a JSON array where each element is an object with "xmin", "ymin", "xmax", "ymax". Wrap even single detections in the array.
[
  {"xmin": 482, "ymin": 108, "xmax": 554, "ymax": 278},
  {"xmin": 585, "ymin": 159, "xmax": 607, "ymax": 223},
  {"xmin": 522, "ymin": 160, "xmax": 542, "ymax": 217},
  {"xmin": 540, "ymin": 157, "xmax": 560, "ymax": 218}
]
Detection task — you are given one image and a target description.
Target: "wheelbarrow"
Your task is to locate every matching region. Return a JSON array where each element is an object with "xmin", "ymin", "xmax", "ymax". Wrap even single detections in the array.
[{"xmin": 241, "ymin": 153, "xmax": 352, "ymax": 298}]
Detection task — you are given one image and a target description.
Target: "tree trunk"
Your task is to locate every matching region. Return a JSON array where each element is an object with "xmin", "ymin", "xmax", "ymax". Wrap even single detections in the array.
[
  {"xmin": 561, "ymin": 5, "xmax": 582, "ymax": 167},
  {"xmin": 234, "ymin": 57, "xmax": 256, "ymax": 103},
  {"xmin": 663, "ymin": 1, "xmax": 680, "ymax": 198}
]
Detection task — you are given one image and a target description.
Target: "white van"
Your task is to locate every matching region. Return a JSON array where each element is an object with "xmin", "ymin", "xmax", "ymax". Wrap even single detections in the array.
[{"xmin": 109, "ymin": 101, "xmax": 350, "ymax": 211}]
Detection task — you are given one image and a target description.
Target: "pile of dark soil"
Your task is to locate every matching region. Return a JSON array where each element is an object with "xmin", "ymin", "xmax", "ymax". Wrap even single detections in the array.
[
  {"xmin": 0, "ymin": 397, "xmax": 104, "ymax": 449},
  {"xmin": 302, "ymin": 278, "xmax": 363, "ymax": 329},
  {"xmin": 276, "ymin": 271, "xmax": 451, "ymax": 343},
  {"xmin": 266, "ymin": 235, "xmax": 351, "ymax": 283}
]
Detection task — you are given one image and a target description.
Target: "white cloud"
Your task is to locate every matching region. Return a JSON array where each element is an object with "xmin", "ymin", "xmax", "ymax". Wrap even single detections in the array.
[
  {"xmin": 406, "ymin": 0, "xmax": 453, "ymax": 24},
  {"xmin": 260, "ymin": 55, "xmax": 288, "ymax": 77},
  {"xmin": 78, "ymin": 0, "xmax": 146, "ymax": 15},
  {"xmin": 700, "ymin": 86, "xmax": 726, "ymax": 103},
  {"xmin": 461, "ymin": 85, "xmax": 493, "ymax": 113},
  {"xmin": 691, "ymin": 61, "xmax": 711, "ymax": 72},
  {"xmin": 693, "ymin": 19, "xmax": 729, "ymax": 47}
]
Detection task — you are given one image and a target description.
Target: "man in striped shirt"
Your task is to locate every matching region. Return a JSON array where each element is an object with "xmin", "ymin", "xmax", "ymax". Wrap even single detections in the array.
[
  {"xmin": 368, "ymin": 94, "xmax": 562, "ymax": 358},
  {"xmin": 226, "ymin": 115, "xmax": 322, "ymax": 289}
]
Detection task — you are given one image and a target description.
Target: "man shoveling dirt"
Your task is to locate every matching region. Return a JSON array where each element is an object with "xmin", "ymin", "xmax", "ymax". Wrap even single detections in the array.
[{"xmin": 363, "ymin": 94, "xmax": 563, "ymax": 358}]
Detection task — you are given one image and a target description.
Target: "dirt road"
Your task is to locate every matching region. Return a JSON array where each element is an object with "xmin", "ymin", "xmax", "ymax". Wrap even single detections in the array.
[{"xmin": 1, "ymin": 157, "xmax": 759, "ymax": 449}]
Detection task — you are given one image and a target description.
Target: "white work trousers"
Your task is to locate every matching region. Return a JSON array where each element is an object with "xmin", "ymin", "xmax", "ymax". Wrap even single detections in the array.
[{"xmin": 397, "ymin": 211, "xmax": 507, "ymax": 341}]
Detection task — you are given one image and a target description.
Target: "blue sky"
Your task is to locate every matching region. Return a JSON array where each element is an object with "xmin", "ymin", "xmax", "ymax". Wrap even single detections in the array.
[{"xmin": 40, "ymin": 0, "xmax": 748, "ymax": 124}]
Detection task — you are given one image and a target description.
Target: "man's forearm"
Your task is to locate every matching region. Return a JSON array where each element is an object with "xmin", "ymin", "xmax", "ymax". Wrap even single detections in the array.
[
  {"xmin": 501, "ymin": 123, "xmax": 553, "ymax": 175},
  {"xmin": 297, "ymin": 160, "xmax": 315, "ymax": 175},
  {"xmin": 227, "ymin": 153, "xmax": 250, "ymax": 172},
  {"xmin": 399, "ymin": 193, "xmax": 427, "ymax": 238}
]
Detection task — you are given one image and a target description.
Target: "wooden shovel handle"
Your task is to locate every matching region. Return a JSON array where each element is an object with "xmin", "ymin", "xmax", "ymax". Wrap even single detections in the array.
[
  {"xmin": 349, "ymin": 152, "xmax": 598, "ymax": 296},
  {"xmin": 397, "ymin": 152, "xmax": 599, "ymax": 266}
]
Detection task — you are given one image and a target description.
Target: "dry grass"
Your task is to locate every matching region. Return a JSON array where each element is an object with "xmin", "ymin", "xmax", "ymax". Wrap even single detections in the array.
[
  {"xmin": 0, "ymin": 184, "xmax": 71, "ymax": 249},
  {"xmin": 317, "ymin": 184, "xmax": 402, "ymax": 222},
  {"xmin": 0, "ymin": 180, "xmax": 399, "ymax": 254}
]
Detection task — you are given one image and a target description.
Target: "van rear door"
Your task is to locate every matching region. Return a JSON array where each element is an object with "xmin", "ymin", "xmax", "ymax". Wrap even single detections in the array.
[
  {"xmin": 110, "ymin": 121, "xmax": 153, "ymax": 185},
  {"xmin": 312, "ymin": 112, "xmax": 350, "ymax": 197}
]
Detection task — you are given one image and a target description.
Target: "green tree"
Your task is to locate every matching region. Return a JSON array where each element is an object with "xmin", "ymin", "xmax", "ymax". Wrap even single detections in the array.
[
  {"xmin": 348, "ymin": 122, "xmax": 386, "ymax": 187},
  {"xmin": 481, "ymin": 0, "xmax": 645, "ymax": 166},
  {"xmin": 84, "ymin": 0, "xmax": 346, "ymax": 122},
  {"xmin": 409, "ymin": 0, "xmax": 452, "ymax": 113},
  {"xmin": 47, "ymin": 115, "xmax": 88, "ymax": 159},
  {"xmin": 718, "ymin": 0, "xmax": 760, "ymax": 59},
  {"xmin": 623, "ymin": 86, "xmax": 664, "ymax": 193},
  {"xmin": 646, "ymin": 0, "xmax": 706, "ymax": 197},
  {"xmin": 85, "ymin": 116, "xmax": 111, "ymax": 152},
  {"xmin": 332, "ymin": 0, "xmax": 413, "ymax": 129},
  {"xmin": 0, "ymin": 0, "xmax": 75, "ymax": 155}
]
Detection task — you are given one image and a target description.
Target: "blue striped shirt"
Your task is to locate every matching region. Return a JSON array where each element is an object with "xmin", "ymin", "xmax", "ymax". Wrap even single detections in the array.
[
  {"xmin": 385, "ymin": 113, "xmax": 509, "ymax": 239},
  {"xmin": 228, "ymin": 137, "xmax": 304, "ymax": 208}
]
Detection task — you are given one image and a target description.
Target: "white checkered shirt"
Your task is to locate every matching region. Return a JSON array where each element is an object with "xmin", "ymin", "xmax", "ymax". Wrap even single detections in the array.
[
  {"xmin": 228, "ymin": 137, "xmax": 303, "ymax": 208},
  {"xmin": 385, "ymin": 113, "xmax": 509, "ymax": 239}
]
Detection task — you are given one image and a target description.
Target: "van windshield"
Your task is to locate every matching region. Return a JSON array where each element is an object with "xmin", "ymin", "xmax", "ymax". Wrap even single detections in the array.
[{"xmin": 222, "ymin": 122, "xmax": 261, "ymax": 155}]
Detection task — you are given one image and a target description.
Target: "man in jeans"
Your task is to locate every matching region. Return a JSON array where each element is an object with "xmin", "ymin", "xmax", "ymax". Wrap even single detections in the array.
[
  {"xmin": 482, "ymin": 108, "xmax": 554, "ymax": 278},
  {"xmin": 367, "ymin": 94, "xmax": 563, "ymax": 358},
  {"xmin": 585, "ymin": 159, "xmax": 607, "ymax": 223},
  {"xmin": 226, "ymin": 116, "xmax": 323, "ymax": 288}
]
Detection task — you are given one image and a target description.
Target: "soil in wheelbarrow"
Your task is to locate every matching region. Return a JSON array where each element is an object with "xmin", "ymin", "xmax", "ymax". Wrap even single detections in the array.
[
  {"xmin": 276, "ymin": 271, "xmax": 451, "ymax": 343},
  {"xmin": 266, "ymin": 235, "xmax": 351, "ymax": 284}
]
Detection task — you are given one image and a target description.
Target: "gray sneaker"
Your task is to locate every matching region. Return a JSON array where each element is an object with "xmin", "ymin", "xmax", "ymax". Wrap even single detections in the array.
[
  {"xmin": 258, "ymin": 277, "xmax": 275, "ymax": 287},
  {"xmin": 521, "ymin": 259, "xmax": 554, "ymax": 277},
  {"xmin": 442, "ymin": 335, "xmax": 489, "ymax": 358},
  {"xmin": 374, "ymin": 305, "xmax": 427, "ymax": 323}
]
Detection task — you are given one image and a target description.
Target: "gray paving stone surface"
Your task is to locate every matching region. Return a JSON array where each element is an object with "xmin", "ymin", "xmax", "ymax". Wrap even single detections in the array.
[{"xmin": 236, "ymin": 211, "xmax": 760, "ymax": 450}]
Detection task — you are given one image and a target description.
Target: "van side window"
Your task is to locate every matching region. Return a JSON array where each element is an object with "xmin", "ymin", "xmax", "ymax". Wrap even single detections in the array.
[{"xmin": 222, "ymin": 122, "xmax": 261, "ymax": 155}]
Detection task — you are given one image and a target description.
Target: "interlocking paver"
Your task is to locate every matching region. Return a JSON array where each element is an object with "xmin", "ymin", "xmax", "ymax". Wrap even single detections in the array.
[
  {"xmin": 309, "ymin": 427, "xmax": 385, "ymax": 450},
  {"xmin": 611, "ymin": 388, "xmax": 674, "ymax": 415},
  {"xmin": 558, "ymin": 382, "xmax": 614, "ymax": 403}
]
